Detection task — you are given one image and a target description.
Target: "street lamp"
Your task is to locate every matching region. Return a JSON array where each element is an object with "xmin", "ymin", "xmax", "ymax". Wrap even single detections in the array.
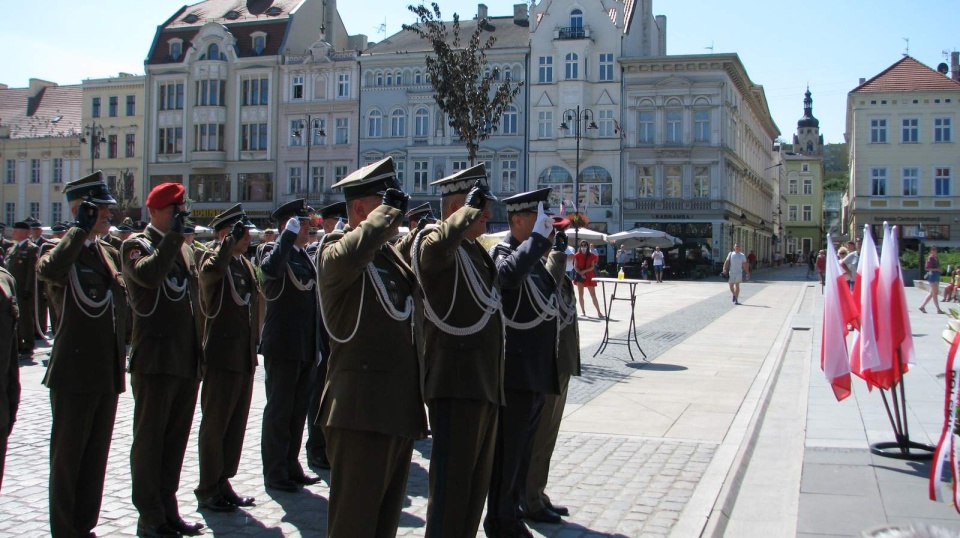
[
  {"xmin": 292, "ymin": 113, "xmax": 326, "ymax": 200},
  {"xmin": 79, "ymin": 122, "xmax": 106, "ymax": 173},
  {"xmin": 918, "ymin": 222, "xmax": 925, "ymax": 271},
  {"xmin": 559, "ymin": 106, "xmax": 596, "ymax": 244}
]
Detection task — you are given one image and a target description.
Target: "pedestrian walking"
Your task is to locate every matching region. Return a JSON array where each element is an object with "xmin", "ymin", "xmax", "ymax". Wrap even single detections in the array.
[
  {"xmin": 4, "ymin": 221, "xmax": 38, "ymax": 358},
  {"xmin": 0, "ymin": 264, "xmax": 19, "ymax": 493},
  {"xmin": 37, "ymin": 173, "xmax": 128, "ymax": 538},
  {"xmin": 841, "ymin": 241, "xmax": 859, "ymax": 293},
  {"xmin": 123, "ymin": 182, "xmax": 204, "ymax": 538},
  {"xmin": 317, "ymin": 157, "xmax": 427, "ymax": 536},
  {"xmin": 573, "ymin": 240, "xmax": 603, "ymax": 318},
  {"xmin": 806, "ymin": 251, "xmax": 816, "ymax": 279},
  {"xmin": 723, "ymin": 243, "xmax": 750, "ymax": 305},
  {"xmin": 652, "ymin": 246, "xmax": 665, "ymax": 283},
  {"xmin": 919, "ymin": 246, "xmax": 945, "ymax": 314},
  {"xmin": 816, "ymin": 249, "xmax": 827, "ymax": 286}
]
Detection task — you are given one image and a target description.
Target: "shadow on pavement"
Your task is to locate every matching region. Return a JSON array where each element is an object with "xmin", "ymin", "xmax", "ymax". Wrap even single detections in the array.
[
  {"xmin": 529, "ymin": 519, "xmax": 629, "ymax": 537},
  {"xmin": 734, "ymin": 304, "xmax": 771, "ymax": 309},
  {"xmin": 265, "ymin": 486, "xmax": 328, "ymax": 535},
  {"xmin": 626, "ymin": 362, "xmax": 688, "ymax": 372},
  {"xmin": 202, "ymin": 510, "xmax": 285, "ymax": 537}
]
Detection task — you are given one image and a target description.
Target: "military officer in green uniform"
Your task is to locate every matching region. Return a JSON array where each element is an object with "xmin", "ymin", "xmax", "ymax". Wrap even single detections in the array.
[
  {"xmin": 409, "ymin": 165, "xmax": 504, "ymax": 536},
  {"xmin": 29, "ymin": 220, "xmax": 51, "ymax": 335},
  {"xmin": 194, "ymin": 204, "xmax": 259, "ymax": 512},
  {"xmin": 318, "ymin": 156, "xmax": 427, "ymax": 536},
  {"xmin": 37, "ymin": 172, "xmax": 128, "ymax": 538},
  {"xmin": 0, "ymin": 264, "xmax": 20, "ymax": 492},
  {"xmin": 393, "ymin": 202, "xmax": 435, "ymax": 261},
  {"xmin": 4, "ymin": 221, "xmax": 38, "ymax": 357},
  {"xmin": 123, "ymin": 182, "xmax": 204, "ymax": 538}
]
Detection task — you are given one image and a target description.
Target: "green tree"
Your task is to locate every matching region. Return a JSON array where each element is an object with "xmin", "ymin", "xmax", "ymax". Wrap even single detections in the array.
[{"xmin": 403, "ymin": 3, "xmax": 523, "ymax": 164}]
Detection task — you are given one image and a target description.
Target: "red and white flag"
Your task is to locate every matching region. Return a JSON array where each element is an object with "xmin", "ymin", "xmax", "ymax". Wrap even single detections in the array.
[
  {"xmin": 930, "ymin": 330, "xmax": 960, "ymax": 508},
  {"xmin": 821, "ymin": 234, "xmax": 859, "ymax": 401},
  {"xmin": 851, "ymin": 225, "xmax": 882, "ymax": 380},
  {"xmin": 868, "ymin": 223, "xmax": 915, "ymax": 389}
]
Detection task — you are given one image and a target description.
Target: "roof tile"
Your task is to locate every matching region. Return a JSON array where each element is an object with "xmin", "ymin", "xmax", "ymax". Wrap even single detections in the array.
[
  {"xmin": 853, "ymin": 56, "xmax": 960, "ymax": 93},
  {"xmin": 0, "ymin": 84, "xmax": 82, "ymax": 139}
]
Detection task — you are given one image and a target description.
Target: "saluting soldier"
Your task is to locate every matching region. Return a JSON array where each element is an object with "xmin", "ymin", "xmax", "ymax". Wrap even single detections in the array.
[
  {"xmin": 522, "ymin": 217, "xmax": 581, "ymax": 524},
  {"xmin": 317, "ymin": 156, "xmax": 427, "ymax": 536},
  {"xmin": 29, "ymin": 220, "xmax": 51, "ymax": 335},
  {"xmin": 4, "ymin": 221, "xmax": 38, "ymax": 357},
  {"xmin": 259, "ymin": 198, "xmax": 321, "ymax": 492},
  {"xmin": 484, "ymin": 188, "xmax": 561, "ymax": 537},
  {"xmin": 122, "ymin": 182, "xmax": 204, "ymax": 538},
  {"xmin": 36, "ymin": 172, "xmax": 128, "ymax": 537},
  {"xmin": 254, "ymin": 229, "xmax": 277, "ymax": 266},
  {"xmin": 194, "ymin": 204, "xmax": 260, "ymax": 512},
  {"xmin": 410, "ymin": 165, "xmax": 503, "ymax": 536},
  {"xmin": 0, "ymin": 264, "xmax": 20, "ymax": 492},
  {"xmin": 393, "ymin": 202, "xmax": 435, "ymax": 261},
  {"xmin": 38, "ymin": 224, "xmax": 64, "ymax": 336}
]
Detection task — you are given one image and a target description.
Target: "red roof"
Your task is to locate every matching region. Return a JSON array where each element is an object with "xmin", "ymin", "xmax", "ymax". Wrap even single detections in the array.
[
  {"xmin": 0, "ymin": 84, "xmax": 82, "ymax": 139},
  {"xmin": 853, "ymin": 56, "xmax": 960, "ymax": 93}
]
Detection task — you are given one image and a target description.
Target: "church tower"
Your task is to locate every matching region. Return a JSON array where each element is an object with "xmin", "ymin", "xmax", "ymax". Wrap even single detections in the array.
[{"xmin": 793, "ymin": 87, "xmax": 823, "ymax": 156}]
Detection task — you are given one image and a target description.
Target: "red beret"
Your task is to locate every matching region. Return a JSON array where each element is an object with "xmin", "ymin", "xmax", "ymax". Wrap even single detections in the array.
[
  {"xmin": 146, "ymin": 182, "xmax": 185, "ymax": 209},
  {"xmin": 552, "ymin": 216, "xmax": 571, "ymax": 230}
]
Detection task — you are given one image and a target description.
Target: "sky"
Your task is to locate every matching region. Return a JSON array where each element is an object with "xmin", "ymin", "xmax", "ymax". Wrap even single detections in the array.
[{"xmin": 1, "ymin": 0, "xmax": 957, "ymax": 145}]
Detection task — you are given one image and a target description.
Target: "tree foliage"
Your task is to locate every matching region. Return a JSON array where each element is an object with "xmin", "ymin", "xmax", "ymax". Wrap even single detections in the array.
[{"xmin": 403, "ymin": 3, "xmax": 523, "ymax": 164}]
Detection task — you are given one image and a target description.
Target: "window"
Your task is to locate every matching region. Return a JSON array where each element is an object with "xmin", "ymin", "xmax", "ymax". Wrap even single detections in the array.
[
  {"xmin": 126, "ymin": 95, "xmax": 136, "ymax": 116},
  {"xmin": 92, "ymin": 97, "xmax": 101, "ymax": 118},
  {"xmin": 665, "ymin": 166, "xmax": 681, "ymax": 198},
  {"xmin": 159, "ymin": 82, "xmax": 184, "ymax": 110},
  {"xmin": 376, "ymin": 72, "xmax": 384, "ymax": 86},
  {"xmin": 538, "ymin": 56, "xmax": 553, "ymax": 83},
  {"xmin": 309, "ymin": 165, "xmax": 325, "ymax": 193},
  {"xmin": 195, "ymin": 124, "xmax": 223, "ymax": 151},
  {"xmin": 579, "ymin": 166, "xmax": 613, "ymax": 205},
  {"xmin": 310, "ymin": 118, "xmax": 325, "ymax": 145},
  {"xmin": 637, "ymin": 166, "xmax": 654, "ymax": 197},
  {"xmin": 802, "ymin": 205, "xmax": 812, "ymax": 221},
  {"xmin": 902, "ymin": 167, "xmax": 919, "ymax": 196},
  {"xmin": 504, "ymin": 67, "xmax": 512, "ymax": 81},
  {"xmin": 4, "ymin": 203, "xmax": 14, "ymax": 226},
  {"xmin": 413, "ymin": 160, "xmax": 429, "ymax": 193},
  {"xmin": 206, "ymin": 43, "xmax": 222, "ymax": 60},
  {"xmin": 901, "ymin": 118, "xmax": 919, "ymax": 143},
  {"xmin": 158, "ymin": 127, "xmax": 183, "ymax": 154},
  {"xmin": 189, "ymin": 174, "xmax": 230, "ymax": 202},
  {"xmin": 788, "ymin": 178, "xmax": 798, "ymax": 195},
  {"xmin": 241, "ymin": 123, "xmax": 268, "ymax": 151},
  {"xmin": 537, "ymin": 110, "xmax": 553, "ymax": 139},
  {"xmin": 538, "ymin": 166, "xmax": 573, "ymax": 209},
  {"xmin": 125, "ymin": 134, "xmax": 136, "ymax": 158},
  {"xmin": 802, "ymin": 178, "xmax": 812, "ymax": 195},
  {"xmin": 108, "ymin": 134, "xmax": 118, "ymax": 158},
  {"xmin": 51, "ymin": 202, "xmax": 62, "ymax": 224},
  {"xmin": 390, "ymin": 109, "xmax": 406, "ymax": 138},
  {"xmin": 367, "ymin": 109, "xmax": 382, "ymax": 138},
  {"xmin": 502, "ymin": 106, "xmax": 518, "ymax": 135},
  {"xmin": 109, "ymin": 96, "xmax": 118, "ymax": 117},
  {"xmin": 788, "ymin": 205, "xmax": 798, "ymax": 221},
  {"xmin": 30, "ymin": 159, "xmax": 40, "ymax": 183},
  {"xmin": 238, "ymin": 173, "xmax": 273, "ymax": 202},
  {"xmin": 292, "ymin": 76, "xmax": 304, "ymax": 100},
  {"xmin": 335, "ymin": 118, "xmax": 349, "ymax": 144},
  {"xmin": 170, "ymin": 41, "xmax": 182, "ymax": 60},
  {"xmin": 570, "ymin": 9, "xmax": 583, "ymax": 33},
  {"xmin": 599, "ymin": 53, "xmax": 613, "ymax": 81},
  {"xmin": 564, "ymin": 53, "xmax": 578, "ymax": 80},
  {"xmin": 694, "ymin": 166, "xmax": 710, "ymax": 197},
  {"xmin": 597, "ymin": 110, "xmax": 614, "ymax": 137},
  {"xmin": 801, "ymin": 163, "xmax": 809, "ymax": 172},
  {"xmin": 870, "ymin": 119, "xmax": 887, "ymax": 143},
  {"xmin": 871, "ymin": 167, "xmax": 887, "ymax": 196},
  {"xmin": 394, "ymin": 159, "xmax": 405, "ymax": 188},
  {"xmin": 5, "ymin": 159, "xmax": 15, "ymax": 183},
  {"xmin": 638, "ymin": 111, "xmax": 654, "ymax": 143},
  {"xmin": 242, "ymin": 76, "xmax": 269, "ymax": 106},
  {"xmin": 196, "ymin": 80, "xmax": 225, "ymax": 106},
  {"xmin": 499, "ymin": 158, "xmax": 518, "ymax": 193},
  {"xmin": 693, "ymin": 110, "xmax": 710, "ymax": 142},
  {"xmin": 935, "ymin": 118, "xmax": 952, "ymax": 142},
  {"xmin": 666, "ymin": 110, "xmax": 682, "ymax": 144},
  {"xmin": 935, "ymin": 167, "xmax": 952, "ymax": 196},
  {"xmin": 29, "ymin": 202, "xmax": 39, "ymax": 220},
  {"xmin": 414, "ymin": 70, "xmax": 423, "ymax": 85},
  {"xmin": 414, "ymin": 108, "xmax": 430, "ymax": 137},
  {"xmin": 52, "ymin": 158, "xmax": 63, "ymax": 183},
  {"xmin": 253, "ymin": 35, "xmax": 266, "ymax": 55},
  {"xmin": 337, "ymin": 73, "xmax": 350, "ymax": 97},
  {"xmin": 289, "ymin": 167, "xmax": 303, "ymax": 194},
  {"xmin": 334, "ymin": 165, "xmax": 348, "ymax": 184}
]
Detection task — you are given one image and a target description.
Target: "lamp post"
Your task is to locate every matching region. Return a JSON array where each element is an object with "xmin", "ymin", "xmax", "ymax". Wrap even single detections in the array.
[
  {"xmin": 560, "ymin": 106, "xmax": 596, "ymax": 244},
  {"xmin": 79, "ymin": 122, "xmax": 106, "ymax": 173},
  {"xmin": 918, "ymin": 222, "xmax": 925, "ymax": 273},
  {"xmin": 293, "ymin": 113, "xmax": 325, "ymax": 201}
]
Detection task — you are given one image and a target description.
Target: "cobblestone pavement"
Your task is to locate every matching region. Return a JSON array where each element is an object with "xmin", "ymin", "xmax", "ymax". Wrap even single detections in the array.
[{"xmin": 1, "ymin": 275, "xmax": 789, "ymax": 537}]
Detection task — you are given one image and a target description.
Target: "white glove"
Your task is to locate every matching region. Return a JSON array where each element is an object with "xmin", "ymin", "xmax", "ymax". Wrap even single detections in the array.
[
  {"xmin": 531, "ymin": 202, "xmax": 553, "ymax": 239},
  {"xmin": 285, "ymin": 217, "xmax": 301, "ymax": 234},
  {"xmin": 334, "ymin": 218, "xmax": 344, "ymax": 231}
]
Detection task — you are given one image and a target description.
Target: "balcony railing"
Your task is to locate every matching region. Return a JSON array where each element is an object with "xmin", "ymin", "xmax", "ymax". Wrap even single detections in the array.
[{"xmin": 556, "ymin": 26, "xmax": 589, "ymax": 40}]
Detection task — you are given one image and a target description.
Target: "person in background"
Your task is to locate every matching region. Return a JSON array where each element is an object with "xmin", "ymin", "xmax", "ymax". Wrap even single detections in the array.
[
  {"xmin": 747, "ymin": 250, "xmax": 757, "ymax": 270},
  {"xmin": 816, "ymin": 249, "xmax": 827, "ymax": 286},
  {"xmin": 0, "ymin": 264, "xmax": 19, "ymax": 493},
  {"xmin": 652, "ymin": 246, "xmax": 665, "ymax": 283},
  {"xmin": 941, "ymin": 267, "xmax": 960, "ymax": 303},
  {"xmin": 572, "ymin": 240, "xmax": 603, "ymax": 319},
  {"xmin": 616, "ymin": 245, "xmax": 628, "ymax": 272},
  {"xmin": 723, "ymin": 243, "xmax": 750, "ymax": 305},
  {"xmin": 5, "ymin": 221, "xmax": 38, "ymax": 358},
  {"xmin": 919, "ymin": 246, "xmax": 945, "ymax": 314}
]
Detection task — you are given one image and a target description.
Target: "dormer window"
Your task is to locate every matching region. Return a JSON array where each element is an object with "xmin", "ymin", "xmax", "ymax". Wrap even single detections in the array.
[
  {"xmin": 169, "ymin": 39, "xmax": 183, "ymax": 61},
  {"xmin": 570, "ymin": 9, "xmax": 583, "ymax": 30},
  {"xmin": 252, "ymin": 32, "xmax": 267, "ymax": 55},
  {"xmin": 266, "ymin": 6, "xmax": 282, "ymax": 16},
  {"xmin": 206, "ymin": 43, "xmax": 222, "ymax": 60},
  {"xmin": 225, "ymin": 10, "xmax": 240, "ymax": 20},
  {"xmin": 183, "ymin": 13, "xmax": 200, "ymax": 24}
]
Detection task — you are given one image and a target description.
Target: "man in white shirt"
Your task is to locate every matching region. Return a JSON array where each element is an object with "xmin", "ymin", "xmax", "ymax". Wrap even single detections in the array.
[
  {"xmin": 652, "ymin": 247, "xmax": 664, "ymax": 283},
  {"xmin": 723, "ymin": 243, "xmax": 750, "ymax": 305},
  {"xmin": 840, "ymin": 240, "xmax": 859, "ymax": 292}
]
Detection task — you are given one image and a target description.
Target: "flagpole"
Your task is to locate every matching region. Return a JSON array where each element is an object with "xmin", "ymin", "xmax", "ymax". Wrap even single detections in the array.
[{"xmin": 870, "ymin": 348, "xmax": 935, "ymax": 461}]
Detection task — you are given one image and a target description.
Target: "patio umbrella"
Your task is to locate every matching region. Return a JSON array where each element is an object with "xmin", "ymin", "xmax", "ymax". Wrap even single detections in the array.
[
  {"xmin": 482, "ymin": 227, "xmax": 606, "ymax": 242},
  {"xmin": 605, "ymin": 227, "xmax": 680, "ymax": 249}
]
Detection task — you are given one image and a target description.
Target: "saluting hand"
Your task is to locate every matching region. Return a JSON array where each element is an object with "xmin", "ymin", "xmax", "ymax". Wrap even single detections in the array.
[
  {"xmin": 382, "ymin": 188, "xmax": 410, "ymax": 213},
  {"xmin": 170, "ymin": 209, "xmax": 186, "ymax": 234},
  {"xmin": 532, "ymin": 202, "xmax": 553, "ymax": 239},
  {"xmin": 465, "ymin": 179, "xmax": 486, "ymax": 210},
  {"xmin": 75, "ymin": 201, "xmax": 98, "ymax": 234},
  {"xmin": 285, "ymin": 217, "xmax": 301, "ymax": 234},
  {"xmin": 553, "ymin": 231, "xmax": 568, "ymax": 253},
  {"xmin": 231, "ymin": 220, "xmax": 245, "ymax": 242}
]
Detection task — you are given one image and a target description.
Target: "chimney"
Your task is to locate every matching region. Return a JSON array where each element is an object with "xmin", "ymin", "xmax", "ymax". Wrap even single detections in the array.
[
  {"xmin": 28, "ymin": 78, "xmax": 57, "ymax": 99},
  {"xmin": 477, "ymin": 3, "xmax": 487, "ymax": 21},
  {"xmin": 859, "ymin": 77, "xmax": 866, "ymax": 86},
  {"xmin": 513, "ymin": 4, "xmax": 528, "ymax": 25},
  {"xmin": 0, "ymin": 83, "xmax": 8, "ymax": 90},
  {"xmin": 952, "ymin": 51, "xmax": 960, "ymax": 82},
  {"xmin": 655, "ymin": 15, "xmax": 667, "ymax": 55}
]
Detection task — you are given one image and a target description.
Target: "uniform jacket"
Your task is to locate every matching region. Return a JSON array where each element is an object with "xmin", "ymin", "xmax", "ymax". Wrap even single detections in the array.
[
  {"xmin": 490, "ymin": 233, "xmax": 560, "ymax": 395},
  {"xmin": 546, "ymin": 250, "xmax": 581, "ymax": 378},
  {"xmin": 199, "ymin": 237, "xmax": 260, "ymax": 373},
  {"xmin": 37, "ymin": 228, "xmax": 127, "ymax": 393},
  {"xmin": 318, "ymin": 205, "xmax": 427, "ymax": 440},
  {"xmin": 121, "ymin": 226, "xmax": 202, "ymax": 380},
  {"xmin": 414, "ymin": 206, "xmax": 504, "ymax": 405},
  {"xmin": 259, "ymin": 230, "xmax": 318, "ymax": 362},
  {"xmin": 0, "ymin": 267, "xmax": 20, "ymax": 435},
  {"xmin": 0, "ymin": 238, "xmax": 13, "ymax": 266},
  {"xmin": 104, "ymin": 235, "xmax": 123, "ymax": 250},
  {"xmin": 5, "ymin": 239, "xmax": 38, "ymax": 302},
  {"xmin": 393, "ymin": 228, "xmax": 418, "ymax": 262}
]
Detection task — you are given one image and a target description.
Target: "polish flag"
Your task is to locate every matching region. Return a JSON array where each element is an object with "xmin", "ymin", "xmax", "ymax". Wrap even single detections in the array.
[
  {"xmin": 851, "ymin": 225, "xmax": 882, "ymax": 380},
  {"xmin": 868, "ymin": 223, "xmax": 915, "ymax": 389},
  {"xmin": 821, "ymin": 234, "xmax": 859, "ymax": 401}
]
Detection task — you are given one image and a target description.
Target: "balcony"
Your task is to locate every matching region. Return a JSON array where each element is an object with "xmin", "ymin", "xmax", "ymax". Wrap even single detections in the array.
[{"xmin": 555, "ymin": 26, "xmax": 591, "ymax": 40}]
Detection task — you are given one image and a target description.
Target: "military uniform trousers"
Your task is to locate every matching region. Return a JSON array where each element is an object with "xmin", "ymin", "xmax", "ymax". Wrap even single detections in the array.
[
  {"xmin": 523, "ymin": 373, "xmax": 570, "ymax": 513},
  {"xmin": 49, "ymin": 390, "xmax": 118, "ymax": 538},
  {"xmin": 130, "ymin": 373, "xmax": 200, "ymax": 526},
  {"xmin": 261, "ymin": 356, "xmax": 312, "ymax": 484},
  {"xmin": 195, "ymin": 368, "xmax": 254, "ymax": 501},
  {"xmin": 304, "ymin": 359, "xmax": 327, "ymax": 464},
  {"xmin": 324, "ymin": 426, "xmax": 414, "ymax": 538},
  {"xmin": 484, "ymin": 389, "xmax": 546, "ymax": 534},
  {"xmin": 16, "ymin": 299, "xmax": 34, "ymax": 353},
  {"xmin": 425, "ymin": 398, "xmax": 498, "ymax": 538},
  {"xmin": 37, "ymin": 292, "xmax": 49, "ymax": 336}
]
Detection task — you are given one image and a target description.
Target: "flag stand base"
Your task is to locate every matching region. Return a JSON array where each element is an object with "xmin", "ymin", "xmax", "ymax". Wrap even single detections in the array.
[{"xmin": 869, "ymin": 440, "xmax": 935, "ymax": 461}]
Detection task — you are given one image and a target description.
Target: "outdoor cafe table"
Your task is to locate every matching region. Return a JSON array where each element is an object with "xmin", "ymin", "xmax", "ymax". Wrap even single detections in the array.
[{"xmin": 593, "ymin": 277, "xmax": 647, "ymax": 361}]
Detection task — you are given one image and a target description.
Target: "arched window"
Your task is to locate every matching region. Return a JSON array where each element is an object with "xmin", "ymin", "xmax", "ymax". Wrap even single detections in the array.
[
  {"xmin": 565, "ymin": 53, "xmax": 579, "ymax": 80},
  {"xmin": 578, "ymin": 166, "xmax": 613, "ymax": 206},
  {"xmin": 414, "ymin": 70, "xmax": 422, "ymax": 85},
  {"xmin": 390, "ymin": 109, "xmax": 406, "ymax": 137},
  {"xmin": 570, "ymin": 9, "xmax": 583, "ymax": 30},
  {"xmin": 395, "ymin": 71, "xmax": 403, "ymax": 85},
  {"xmin": 207, "ymin": 43, "xmax": 220, "ymax": 60},
  {"xmin": 385, "ymin": 72, "xmax": 393, "ymax": 86},
  {"xmin": 502, "ymin": 105, "xmax": 518, "ymax": 135},
  {"xmin": 504, "ymin": 66, "xmax": 512, "ymax": 81},
  {"xmin": 538, "ymin": 166, "xmax": 574, "ymax": 209},
  {"xmin": 367, "ymin": 109, "xmax": 382, "ymax": 138},
  {"xmin": 376, "ymin": 71, "xmax": 384, "ymax": 86},
  {"xmin": 414, "ymin": 108, "xmax": 430, "ymax": 137}
]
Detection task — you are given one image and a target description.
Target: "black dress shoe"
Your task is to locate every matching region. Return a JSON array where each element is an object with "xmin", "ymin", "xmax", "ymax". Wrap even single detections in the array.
[
  {"xmin": 544, "ymin": 500, "xmax": 569, "ymax": 516},
  {"xmin": 222, "ymin": 491, "xmax": 256, "ymax": 507},
  {"xmin": 136, "ymin": 522, "xmax": 181, "ymax": 538},
  {"xmin": 290, "ymin": 473, "xmax": 321, "ymax": 486},
  {"xmin": 197, "ymin": 496, "xmax": 237, "ymax": 512},
  {"xmin": 166, "ymin": 517, "xmax": 204, "ymax": 536},
  {"xmin": 523, "ymin": 507, "xmax": 562, "ymax": 524},
  {"xmin": 307, "ymin": 454, "xmax": 331, "ymax": 470},
  {"xmin": 265, "ymin": 479, "xmax": 299, "ymax": 492}
]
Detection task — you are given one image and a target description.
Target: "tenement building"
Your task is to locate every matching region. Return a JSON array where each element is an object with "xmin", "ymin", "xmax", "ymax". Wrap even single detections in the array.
[{"xmin": 782, "ymin": 88, "xmax": 825, "ymax": 260}]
